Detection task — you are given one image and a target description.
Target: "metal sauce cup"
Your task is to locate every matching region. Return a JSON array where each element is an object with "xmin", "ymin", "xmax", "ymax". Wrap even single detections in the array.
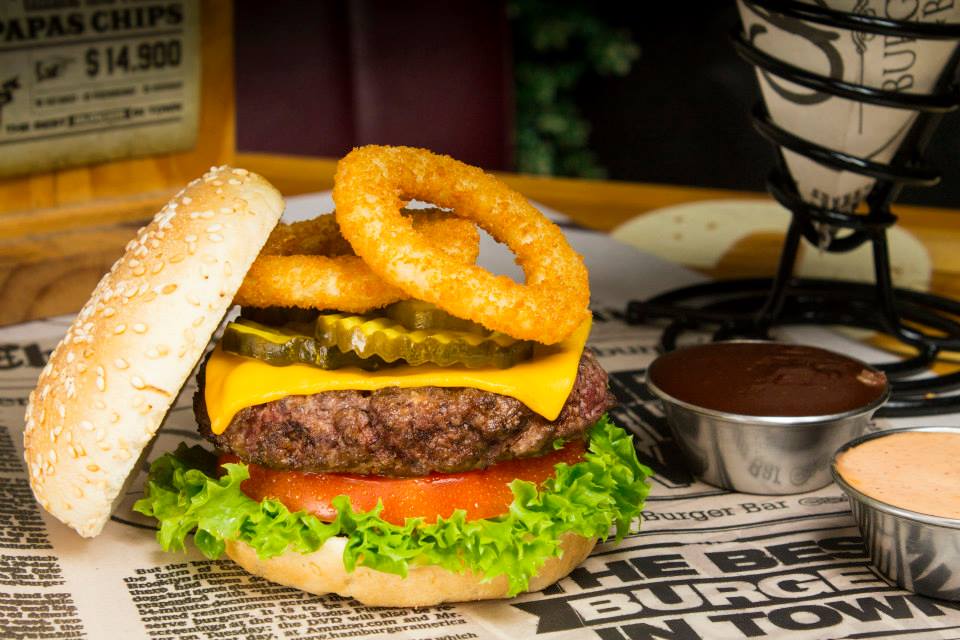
[
  {"xmin": 647, "ymin": 341, "xmax": 888, "ymax": 495},
  {"xmin": 832, "ymin": 426, "xmax": 960, "ymax": 601}
]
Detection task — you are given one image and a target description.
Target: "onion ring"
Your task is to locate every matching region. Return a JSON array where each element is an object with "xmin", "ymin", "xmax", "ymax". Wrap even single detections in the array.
[
  {"xmin": 261, "ymin": 213, "xmax": 353, "ymax": 257},
  {"xmin": 333, "ymin": 146, "xmax": 590, "ymax": 344},
  {"xmin": 235, "ymin": 209, "xmax": 479, "ymax": 312}
]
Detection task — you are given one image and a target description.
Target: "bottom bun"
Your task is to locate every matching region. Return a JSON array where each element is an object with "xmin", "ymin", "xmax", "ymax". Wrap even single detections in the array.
[{"xmin": 225, "ymin": 532, "xmax": 596, "ymax": 607}]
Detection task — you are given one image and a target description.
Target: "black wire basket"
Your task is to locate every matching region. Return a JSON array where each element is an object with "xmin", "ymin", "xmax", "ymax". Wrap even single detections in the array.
[{"xmin": 627, "ymin": 0, "xmax": 960, "ymax": 417}]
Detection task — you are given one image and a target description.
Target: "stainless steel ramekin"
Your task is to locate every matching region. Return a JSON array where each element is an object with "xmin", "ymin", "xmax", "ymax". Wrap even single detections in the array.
[
  {"xmin": 647, "ymin": 346, "xmax": 889, "ymax": 495},
  {"xmin": 832, "ymin": 426, "xmax": 960, "ymax": 601}
]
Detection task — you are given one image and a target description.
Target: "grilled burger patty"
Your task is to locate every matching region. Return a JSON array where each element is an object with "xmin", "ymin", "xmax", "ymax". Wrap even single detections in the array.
[{"xmin": 196, "ymin": 350, "xmax": 614, "ymax": 476}]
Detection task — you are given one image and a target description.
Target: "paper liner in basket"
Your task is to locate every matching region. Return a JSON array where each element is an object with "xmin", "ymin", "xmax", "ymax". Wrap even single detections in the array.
[{"xmin": 737, "ymin": 0, "xmax": 959, "ymax": 213}]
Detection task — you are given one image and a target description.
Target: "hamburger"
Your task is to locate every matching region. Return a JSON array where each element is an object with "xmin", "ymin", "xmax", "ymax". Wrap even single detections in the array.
[{"xmin": 24, "ymin": 155, "xmax": 650, "ymax": 607}]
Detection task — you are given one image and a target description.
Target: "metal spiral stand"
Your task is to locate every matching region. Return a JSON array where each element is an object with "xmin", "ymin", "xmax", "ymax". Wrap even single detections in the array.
[{"xmin": 626, "ymin": 0, "xmax": 960, "ymax": 417}]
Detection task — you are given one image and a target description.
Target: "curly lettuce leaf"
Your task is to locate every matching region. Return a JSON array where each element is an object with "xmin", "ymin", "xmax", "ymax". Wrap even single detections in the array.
[{"xmin": 133, "ymin": 415, "xmax": 651, "ymax": 595}]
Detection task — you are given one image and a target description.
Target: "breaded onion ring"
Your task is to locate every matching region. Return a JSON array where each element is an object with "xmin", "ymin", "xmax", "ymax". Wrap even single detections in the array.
[
  {"xmin": 235, "ymin": 210, "xmax": 479, "ymax": 312},
  {"xmin": 261, "ymin": 213, "xmax": 353, "ymax": 257},
  {"xmin": 333, "ymin": 146, "xmax": 590, "ymax": 344}
]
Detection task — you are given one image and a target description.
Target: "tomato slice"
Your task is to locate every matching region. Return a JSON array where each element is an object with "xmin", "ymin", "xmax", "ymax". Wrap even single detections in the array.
[{"xmin": 220, "ymin": 440, "xmax": 585, "ymax": 525}]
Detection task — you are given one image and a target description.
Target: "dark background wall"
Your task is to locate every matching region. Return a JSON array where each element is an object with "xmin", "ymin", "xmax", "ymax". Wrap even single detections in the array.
[{"xmin": 234, "ymin": 1, "xmax": 960, "ymax": 207}]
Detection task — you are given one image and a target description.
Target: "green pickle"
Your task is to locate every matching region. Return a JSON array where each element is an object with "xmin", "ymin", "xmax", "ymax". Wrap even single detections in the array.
[
  {"xmin": 383, "ymin": 300, "xmax": 487, "ymax": 333},
  {"xmin": 314, "ymin": 313, "xmax": 533, "ymax": 368},
  {"xmin": 221, "ymin": 319, "xmax": 385, "ymax": 370},
  {"xmin": 226, "ymin": 303, "xmax": 534, "ymax": 369}
]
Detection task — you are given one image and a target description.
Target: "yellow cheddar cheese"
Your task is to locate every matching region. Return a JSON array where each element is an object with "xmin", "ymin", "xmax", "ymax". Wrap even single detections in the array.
[{"xmin": 204, "ymin": 318, "xmax": 592, "ymax": 435}]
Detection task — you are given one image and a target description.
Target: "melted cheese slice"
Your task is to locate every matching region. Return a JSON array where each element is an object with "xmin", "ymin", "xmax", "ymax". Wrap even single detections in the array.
[{"xmin": 205, "ymin": 318, "xmax": 592, "ymax": 435}]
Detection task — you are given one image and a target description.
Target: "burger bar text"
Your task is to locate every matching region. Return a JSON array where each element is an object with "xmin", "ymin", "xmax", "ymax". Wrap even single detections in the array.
[{"xmin": 515, "ymin": 533, "xmax": 960, "ymax": 639}]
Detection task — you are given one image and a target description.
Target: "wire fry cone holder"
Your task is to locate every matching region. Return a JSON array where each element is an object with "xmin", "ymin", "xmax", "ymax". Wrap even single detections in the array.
[{"xmin": 627, "ymin": 0, "xmax": 960, "ymax": 417}]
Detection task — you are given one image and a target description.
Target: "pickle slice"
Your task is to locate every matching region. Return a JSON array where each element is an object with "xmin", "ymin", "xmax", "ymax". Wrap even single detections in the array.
[
  {"xmin": 222, "ymin": 319, "xmax": 386, "ymax": 370},
  {"xmin": 239, "ymin": 306, "xmax": 321, "ymax": 327},
  {"xmin": 383, "ymin": 300, "xmax": 487, "ymax": 334},
  {"xmin": 314, "ymin": 313, "xmax": 533, "ymax": 369}
]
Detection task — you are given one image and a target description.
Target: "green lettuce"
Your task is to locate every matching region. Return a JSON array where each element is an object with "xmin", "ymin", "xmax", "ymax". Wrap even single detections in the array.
[{"xmin": 133, "ymin": 415, "xmax": 651, "ymax": 595}]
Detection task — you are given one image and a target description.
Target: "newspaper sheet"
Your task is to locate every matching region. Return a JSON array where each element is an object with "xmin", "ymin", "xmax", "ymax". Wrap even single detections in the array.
[{"xmin": 2, "ymin": 193, "xmax": 959, "ymax": 639}]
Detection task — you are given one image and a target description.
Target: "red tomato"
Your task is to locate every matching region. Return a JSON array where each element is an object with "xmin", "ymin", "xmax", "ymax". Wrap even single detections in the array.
[{"xmin": 220, "ymin": 440, "xmax": 585, "ymax": 525}]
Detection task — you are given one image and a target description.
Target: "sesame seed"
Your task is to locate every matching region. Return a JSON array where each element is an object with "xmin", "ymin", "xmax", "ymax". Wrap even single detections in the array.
[
  {"xmin": 146, "ymin": 348, "xmax": 159, "ymax": 359},
  {"xmin": 208, "ymin": 233, "xmax": 224, "ymax": 243},
  {"xmin": 235, "ymin": 168, "xmax": 249, "ymax": 176},
  {"xmin": 131, "ymin": 376, "xmax": 146, "ymax": 389},
  {"xmin": 114, "ymin": 358, "xmax": 129, "ymax": 369},
  {"xmin": 80, "ymin": 420, "xmax": 94, "ymax": 431},
  {"xmin": 87, "ymin": 464, "xmax": 100, "ymax": 473},
  {"xmin": 161, "ymin": 283, "xmax": 177, "ymax": 294},
  {"xmin": 133, "ymin": 323, "xmax": 147, "ymax": 333},
  {"xmin": 66, "ymin": 352, "xmax": 75, "ymax": 363},
  {"xmin": 128, "ymin": 259, "xmax": 140, "ymax": 268},
  {"xmin": 228, "ymin": 178, "xmax": 241, "ymax": 185},
  {"xmin": 182, "ymin": 196, "xmax": 192, "ymax": 204},
  {"xmin": 95, "ymin": 377, "xmax": 105, "ymax": 391},
  {"xmin": 102, "ymin": 307, "xmax": 116, "ymax": 318},
  {"xmin": 206, "ymin": 223, "xmax": 223, "ymax": 232},
  {"xmin": 114, "ymin": 324, "xmax": 126, "ymax": 334}
]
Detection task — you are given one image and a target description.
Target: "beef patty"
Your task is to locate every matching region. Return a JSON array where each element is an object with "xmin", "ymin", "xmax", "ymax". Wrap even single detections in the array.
[{"xmin": 196, "ymin": 350, "xmax": 614, "ymax": 476}]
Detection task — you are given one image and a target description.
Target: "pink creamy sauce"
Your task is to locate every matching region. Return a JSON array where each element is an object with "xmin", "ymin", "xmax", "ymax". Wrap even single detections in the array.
[{"xmin": 836, "ymin": 431, "xmax": 960, "ymax": 519}]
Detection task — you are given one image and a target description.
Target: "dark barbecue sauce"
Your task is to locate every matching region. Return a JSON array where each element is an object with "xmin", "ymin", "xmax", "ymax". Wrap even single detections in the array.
[{"xmin": 648, "ymin": 342, "xmax": 887, "ymax": 417}]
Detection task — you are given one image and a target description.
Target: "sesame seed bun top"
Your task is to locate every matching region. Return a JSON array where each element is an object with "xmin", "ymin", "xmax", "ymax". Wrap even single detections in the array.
[{"xmin": 23, "ymin": 166, "xmax": 284, "ymax": 537}]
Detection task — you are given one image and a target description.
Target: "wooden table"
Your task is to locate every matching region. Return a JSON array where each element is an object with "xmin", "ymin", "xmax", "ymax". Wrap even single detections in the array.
[{"xmin": 2, "ymin": 152, "xmax": 959, "ymax": 327}]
